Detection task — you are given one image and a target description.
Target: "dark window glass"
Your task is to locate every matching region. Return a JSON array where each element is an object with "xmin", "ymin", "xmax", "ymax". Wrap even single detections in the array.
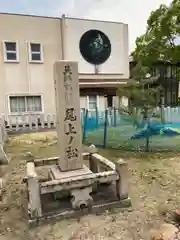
[
  {"xmin": 31, "ymin": 43, "xmax": 41, "ymax": 52},
  {"xmin": 6, "ymin": 52, "xmax": 17, "ymax": 60},
  {"xmin": 31, "ymin": 53, "xmax": 41, "ymax": 61},
  {"xmin": 5, "ymin": 42, "xmax": 16, "ymax": 51}
]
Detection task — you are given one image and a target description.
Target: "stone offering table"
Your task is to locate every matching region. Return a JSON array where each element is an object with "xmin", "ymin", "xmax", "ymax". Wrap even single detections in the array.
[{"xmin": 26, "ymin": 149, "xmax": 131, "ymax": 225}]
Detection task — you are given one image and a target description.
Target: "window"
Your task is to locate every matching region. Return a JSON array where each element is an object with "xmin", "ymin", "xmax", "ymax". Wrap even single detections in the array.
[
  {"xmin": 88, "ymin": 96, "xmax": 97, "ymax": 110},
  {"xmin": 9, "ymin": 95, "xmax": 42, "ymax": 114},
  {"xmin": 3, "ymin": 41, "xmax": 19, "ymax": 62},
  {"xmin": 28, "ymin": 43, "xmax": 43, "ymax": 62}
]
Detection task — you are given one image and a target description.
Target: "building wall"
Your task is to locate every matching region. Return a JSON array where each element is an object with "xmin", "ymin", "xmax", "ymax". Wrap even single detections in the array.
[
  {"xmin": 0, "ymin": 13, "xmax": 62, "ymax": 118},
  {"xmin": 64, "ymin": 17, "xmax": 129, "ymax": 77},
  {"xmin": 80, "ymin": 96, "xmax": 87, "ymax": 109},
  {"xmin": 0, "ymin": 13, "xmax": 129, "ymax": 120},
  {"xmin": 99, "ymin": 96, "xmax": 106, "ymax": 110}
]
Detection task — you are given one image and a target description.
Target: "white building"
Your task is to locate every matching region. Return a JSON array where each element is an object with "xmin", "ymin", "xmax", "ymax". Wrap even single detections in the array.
[{"xmin": 0, "ymin": 13, "xmax": 129, "ymax": 121}]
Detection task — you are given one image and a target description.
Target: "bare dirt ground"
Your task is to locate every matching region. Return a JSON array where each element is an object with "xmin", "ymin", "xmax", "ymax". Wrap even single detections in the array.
[{"xmin": 0, "ymin": 131, "xmax": 180, "ymax": 240}]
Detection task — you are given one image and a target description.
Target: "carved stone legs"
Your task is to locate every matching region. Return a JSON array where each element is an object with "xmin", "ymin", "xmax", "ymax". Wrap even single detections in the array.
[
  {"xmin": 115, "ymin": 159, "xmax": 128, "ymax": 200},
  {"xmin": 88, "ymin": 145, "xmax": 99, "ymax": 173},
  {"xmin": 27, "ymin": 162, "xmax": 42, "ymax": 219},
  {"xmin": 71, "ymin": 187, "xmax": 93, "ymax": 210}
]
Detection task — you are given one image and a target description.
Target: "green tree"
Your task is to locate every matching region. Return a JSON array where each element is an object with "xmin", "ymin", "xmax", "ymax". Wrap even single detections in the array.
[
  {"xmin": 132, "ymin": 0, "xmax": 180, "ymax": 66},
  {"xmin": 117, "ymin": 63, "xmax": 161, "ymax": 120},
  {"xmin": 121, "ymin": 0, "xmax": 180, "ymax": 121}
]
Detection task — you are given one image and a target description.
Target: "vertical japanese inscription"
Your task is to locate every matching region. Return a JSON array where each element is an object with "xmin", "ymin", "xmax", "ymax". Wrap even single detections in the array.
[
  {"xmin": 63, "ymin": 65, "xmax": 79, "ymax": 161},
  {"xmin": 64, "ymin": 65, "xmax": 73, "ymax": 105}
]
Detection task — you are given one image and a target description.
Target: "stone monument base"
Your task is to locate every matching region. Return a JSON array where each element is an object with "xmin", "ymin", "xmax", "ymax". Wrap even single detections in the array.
[
  {"xmin": 25, "ymin": 146, "xmax": 131, "ymax": 226},
  {"xmin": 49, "ymin": 164, "xmax": 93, "ymax": 180}
]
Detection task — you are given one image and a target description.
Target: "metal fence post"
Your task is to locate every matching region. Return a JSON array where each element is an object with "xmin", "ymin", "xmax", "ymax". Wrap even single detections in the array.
[
  {"xmin": 82, "ymin": 109, "xmax": 88, "ymax": 143},
  {"xmin": 103, "ymin": 109, "xmax": 108, "ymax": 148}
]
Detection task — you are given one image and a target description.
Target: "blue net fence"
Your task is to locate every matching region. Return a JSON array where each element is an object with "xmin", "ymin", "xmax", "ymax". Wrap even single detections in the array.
[{"xmin": 81, "ymin": 107, "xmax": 180, "ymax": 152}]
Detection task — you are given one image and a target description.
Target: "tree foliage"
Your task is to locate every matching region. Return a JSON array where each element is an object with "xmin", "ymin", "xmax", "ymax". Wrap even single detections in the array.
[
  {"xmin": 117, "ymin": 64, "xmax": 161, "ymax": 119},
  {"xmin": 118, "ymin": 1, "xmax": 180, "ymax": 119},
  {"xmin": 132, "ymin": 0, "xmax": 180, "ymax": 66}
]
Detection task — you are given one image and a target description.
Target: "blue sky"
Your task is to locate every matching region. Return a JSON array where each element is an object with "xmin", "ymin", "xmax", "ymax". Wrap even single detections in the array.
[{"xmin": 0, "ymin": 0, "xmax": 174, "ymax": 51}]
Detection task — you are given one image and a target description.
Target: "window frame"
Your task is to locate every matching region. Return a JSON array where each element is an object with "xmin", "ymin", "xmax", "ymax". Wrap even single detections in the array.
[
  {"xmin": 28, "ymin": 42, "xmax": 44, "ymax": 63},
  {"xmin": 87, "ymin": 95, "xmax": 99, "ymax": 111},
  {"xmin": 3, "ymin": 40, "xmax": 19, "ymax": 63},
  {"xmin": 8, "ymin": 94, "xmax": 44, "ymax": 115}
]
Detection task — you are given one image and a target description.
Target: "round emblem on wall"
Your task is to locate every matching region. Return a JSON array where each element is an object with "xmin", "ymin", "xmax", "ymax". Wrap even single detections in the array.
[{"xmin": 79, "ymin": 29, "xmax": 111, "ymax": 65}]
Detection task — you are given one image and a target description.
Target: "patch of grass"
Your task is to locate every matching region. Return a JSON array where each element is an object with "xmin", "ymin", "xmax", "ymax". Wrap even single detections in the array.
[
  {"xmin": 6, "ymin": 131, "xmax": 177, "ymax": 165},
  {"xmin": 85, "ymin": 126, "xmax": 180, "ymax": 152},
  {"xmin": 6, "ymin": 131, "xmax": 58, "ymax": 160}
]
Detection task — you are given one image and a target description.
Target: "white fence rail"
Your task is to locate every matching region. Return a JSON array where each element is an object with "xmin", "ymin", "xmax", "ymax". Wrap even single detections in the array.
[
  {"xmin": 1, "ymin": 106, "xmax": 180, "ymax": 134},
  {"xmin": 154, "ymin": 106, "xmax": 180, "ymax": 123},
  {"xmin": 164, "ymin": 106, "xmax": 180, "ymax": 123},
  {"xmin": 2, "ymin": 114, "xmax": 56, "ymax": 133},
  {"xmin": 1, "ymin": 109, "xmax": 87, "ymax": 133}
]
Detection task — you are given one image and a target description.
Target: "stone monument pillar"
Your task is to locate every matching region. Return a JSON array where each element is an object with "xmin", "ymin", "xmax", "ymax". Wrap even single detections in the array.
[{"xmin": 53, "ymin": 61, "xmax": 83, "ymax": 171}]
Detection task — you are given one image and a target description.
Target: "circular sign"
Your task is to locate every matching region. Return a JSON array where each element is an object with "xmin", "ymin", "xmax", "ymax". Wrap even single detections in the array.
[{"xmin": 79, "ymin": 29, "xmax": 111, "ymax": 65}]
